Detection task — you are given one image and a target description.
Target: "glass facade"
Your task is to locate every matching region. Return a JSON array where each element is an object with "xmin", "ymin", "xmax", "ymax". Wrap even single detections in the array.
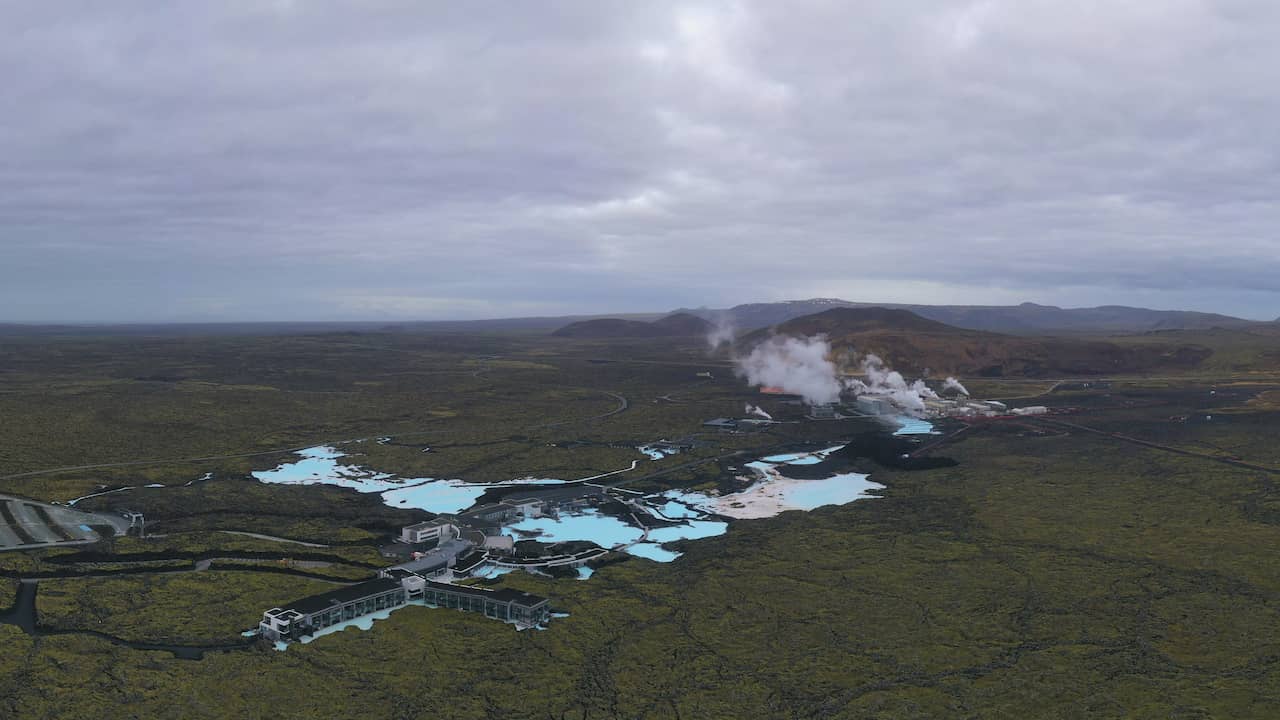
[{"xmin": 298, "ymin": 589, "xmax": 407, "ymax": 635}]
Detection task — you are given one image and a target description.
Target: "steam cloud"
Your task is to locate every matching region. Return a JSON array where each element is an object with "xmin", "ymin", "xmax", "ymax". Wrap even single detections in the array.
[
  {"xmin": 705, "ymin": 313, "xmax": 736, "ymax": 350},
  {"xmin": 942, "ymin": 377, "xmax": 970, "ymax": 396},
  {"xmin": 845, "ymin": 353, "xmax": 939, "ymax": 416},
  {"xmin": 744, "ymin": 403, "xmax": 773, "ymax": 420},
  {"xmin": 736, "ymin": 335, "xmax": 842, "ymax": 405},
  {"xmin": 730, "ymin": 330, "xmax": 970, "ymax": 418}
]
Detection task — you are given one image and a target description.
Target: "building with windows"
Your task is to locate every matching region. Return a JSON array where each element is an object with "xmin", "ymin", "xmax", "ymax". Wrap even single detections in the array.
[
  {"xmin": 262, "ymin": 564, "xmax": 553, "ymax": 644},
  {"xmin": 400, "ymin": 518, "xmax": 459, "ymax": 545},
  {"xmin": 420, "ymin": 581, "xmax": 550, "ymax": 627},
  {"xmin": 259, "ymin": 578, "xmax": 408, "ymax": 642}
]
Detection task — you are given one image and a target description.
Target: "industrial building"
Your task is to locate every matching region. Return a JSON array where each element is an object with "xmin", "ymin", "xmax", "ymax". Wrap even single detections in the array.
[
  {"xmin": 807, "ymin": 402, "xmax": 839, "ymax": 420},
  {"xmin": 855, "ymin": 396, "xmax": 895, "ymax": 416},
  {"xmin": 921, "ymin": 397, "xmax": 1009, "ymax": 418}
]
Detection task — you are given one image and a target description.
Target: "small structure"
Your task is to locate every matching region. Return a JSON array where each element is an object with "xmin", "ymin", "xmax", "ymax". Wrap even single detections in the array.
[
  {"xmin": 450, "ymin": 550, "xmax": 489, "ymax": 577},
  {"xmin": 400, "ymin": 518, "xmax": 459, "ymax": 545},
  {"xmin": 459, "ymin": 502, "xmax": 520, "ymax": 526},
  {"xmin": 505, "ymin": 497, "xmax": 545, "ymax": 519},
  {"xmin": 808, "ymin": 403, "xmax": 838, "ymax": 420},
  {"xmin": 384, "ymin": 538, "xmax": 471, "ymax": 578},
  {"xmin": 120, "ymin": 510, "xmax": 145, "ymax": 537},
  {"xmin": 855, "ymin": 396, "xmax": 894, "ymax": 416},
  {"xmin": 482, "ymin": 534, "xmax": 515, "ymax": 551}
]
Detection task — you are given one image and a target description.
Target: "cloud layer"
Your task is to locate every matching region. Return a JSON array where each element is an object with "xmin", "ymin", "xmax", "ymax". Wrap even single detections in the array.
[{"xmin": 3, "ymin": 1, "xmax": 1280, "ymax": 321}]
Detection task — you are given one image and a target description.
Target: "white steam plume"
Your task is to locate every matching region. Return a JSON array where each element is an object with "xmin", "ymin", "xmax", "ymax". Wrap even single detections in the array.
[
  {"xmin": 706, "ymin": 313, "xmax": 736, "ymax": 350},
  {"xmin": 736, "ymin": 335, "xmax": 842, "ymax": 405},
  {"xmin": 942, "ymin": 377, "xmax": 970, "ymax": 396},
  {"xmin": 745, "ymin": 403, "xmax": 773, "ymax": 420},
  {"xmin": 847, "ymin": 353, "xmax": 939, "ymax": 417}
]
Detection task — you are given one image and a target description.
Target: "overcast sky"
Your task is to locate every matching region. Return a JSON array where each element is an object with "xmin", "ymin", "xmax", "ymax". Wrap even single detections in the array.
[{"xmin": 3, "ymin": 1, "xmax": 1280, "ymax": 322}]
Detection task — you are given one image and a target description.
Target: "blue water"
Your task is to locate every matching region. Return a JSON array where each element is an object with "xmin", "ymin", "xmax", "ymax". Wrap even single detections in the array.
[
  {"xmin": 780, "ymin": 472, "xmax": 883, "ymax": 510},
  {"xmin": 626, "ymin": 543, "xmax": 682, "ymax": 562},
  {"xmin": 892, "ymin": 417, "xmax": 936, "ymax": 435},
  {"xmin": 507, "ymin": 510, "xmax": 644, "ymax": 548},
  {"xmin": 577, "ymin": 567, "xmax": 594, "ymax": 580},
  {"xmin": 252, "ymin": 446, "xmax": 399, "ymax": 492},
  {"xmin": 254, "ymin": 446, "xmax": 570, "ymax": 515},
  {"xmin": 469, "ymin": 564, "xmax": 515, "ymax": 579},
  {"xmin": 653, "ymin": 499, "xmax": 703, "ymax": 520},
  {"xmin": 760, "ymin": 445, "xmax": 843, "ymax": 465},
  {"xmin": 257, "ymin": 443, "xmax": 883, "ymax": 573},
  {"xmin": 646, "ymin": 520, "xmax": 728, "ymax": 544},
  {"xmin": 381, "ymin": 480, "xmax": 489, "ymax": 514}
]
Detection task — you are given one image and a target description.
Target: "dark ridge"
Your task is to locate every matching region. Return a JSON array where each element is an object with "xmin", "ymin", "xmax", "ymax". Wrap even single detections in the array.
[{"xmin": 553, "ymin": 312, "xmax": 712, "ymax": 338}]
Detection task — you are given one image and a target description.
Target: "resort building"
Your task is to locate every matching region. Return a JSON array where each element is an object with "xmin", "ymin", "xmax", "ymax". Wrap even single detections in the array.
[
  {"xmin": 383, "ymin": 538, "xmax": 471, "ymax": 577},
  {"xmin": 263, "ymin": 563, "xmax": 552, "ymax": 644},
  {"xmin": 400, "ymin": 518, "xmax": 459, "ymax": 545},
  {"xmin": 420, "ymin": 581, "xmax": 550, "ymax": 627},
  {"xmin": 259, "ymin": 578, "xmax": 408, "ymax": 642}
]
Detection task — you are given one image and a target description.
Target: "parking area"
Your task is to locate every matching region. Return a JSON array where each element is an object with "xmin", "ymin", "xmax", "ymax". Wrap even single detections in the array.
[{"xmin": 0, "ymin": 496, "xmax": 131, "ymax": 551}]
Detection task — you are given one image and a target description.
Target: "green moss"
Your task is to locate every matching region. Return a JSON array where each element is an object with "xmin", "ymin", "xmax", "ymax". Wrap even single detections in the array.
[
  {"xmin": 36, "ymin": 572, "xmax": 342, "ymax": 644},
  {"xmin": 3, "ymin": 331, "xmax": 1280, "ymax": 717}
]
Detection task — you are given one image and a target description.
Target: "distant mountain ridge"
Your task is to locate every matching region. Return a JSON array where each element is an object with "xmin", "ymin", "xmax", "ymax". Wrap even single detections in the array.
[
  {"xmin": 677, "ymin": 299, "xmax": 1258, "ymax": 335},
  {"xmin": 552, "ymin": 312, "xmax": 712, "ymax": 339},
  {"xmin": 748, "ymin": 307, "xmax": 1214, "ymax": 377}
]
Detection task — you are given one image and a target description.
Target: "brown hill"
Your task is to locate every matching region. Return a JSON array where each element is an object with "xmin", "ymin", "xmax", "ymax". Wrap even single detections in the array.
[
  {"xmin": 650, "ymin": 312, "xmax": 714, "ymax": 335},
  {"xmin": 752, "ymin": 307, "xmax": 1215, "ymax": 377},
  {"xmin": 553, "ymin": 312, "xmax": 711, "ymax": 339},
  {"xmin": 677, "ymin": 298, "xmax": 1257, "ymax": 334}
]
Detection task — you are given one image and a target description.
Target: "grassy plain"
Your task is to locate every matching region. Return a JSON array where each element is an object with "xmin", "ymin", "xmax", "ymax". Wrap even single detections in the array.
[
  {"xmin": 2, "ymin": 328, "xmax": 1280, "ymax": 717},
  {"xmin": 36, "ymin": 572, "xmax": 343, "ymax": 644}
]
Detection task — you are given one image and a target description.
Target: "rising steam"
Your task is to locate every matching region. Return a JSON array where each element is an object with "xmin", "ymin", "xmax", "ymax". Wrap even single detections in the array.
[
  {"xmin": 705, "ymin": 313, "xmax": 736, "ymax": 350},
  {"xmin": 745, "ymin": 403, "xmax": 773, "ymax": 420},
  {"xmin": 729, "ymin": 329, "xmax": 968, "ymax": 418},
  {"xmin": 844, "ymin": 353, "xmax": 939, "ymax": 416},
  {"xmin": 735, "ymin": 335, "xmax": 842, "ymax": 405}
]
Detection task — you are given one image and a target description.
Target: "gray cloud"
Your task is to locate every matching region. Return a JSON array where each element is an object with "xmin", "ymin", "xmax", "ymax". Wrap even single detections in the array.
[{"xmin": 2, "ymin": 1, "xmax": 1280, "ymax": 321}]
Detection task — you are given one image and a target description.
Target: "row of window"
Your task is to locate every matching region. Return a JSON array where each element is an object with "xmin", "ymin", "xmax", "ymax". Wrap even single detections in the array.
[{"xmin": 305, "ymin": 591, "xmax": 407, "ymax": 631}]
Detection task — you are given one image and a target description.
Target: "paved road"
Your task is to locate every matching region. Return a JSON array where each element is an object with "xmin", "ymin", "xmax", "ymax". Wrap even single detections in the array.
[
  {"xmin": 1033, "ymin": 418, "xmax": 1280, "ymax": 475},
  {"xmin": 218, "ymin": 531, "xmax": 330, "ymax": 548}
]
